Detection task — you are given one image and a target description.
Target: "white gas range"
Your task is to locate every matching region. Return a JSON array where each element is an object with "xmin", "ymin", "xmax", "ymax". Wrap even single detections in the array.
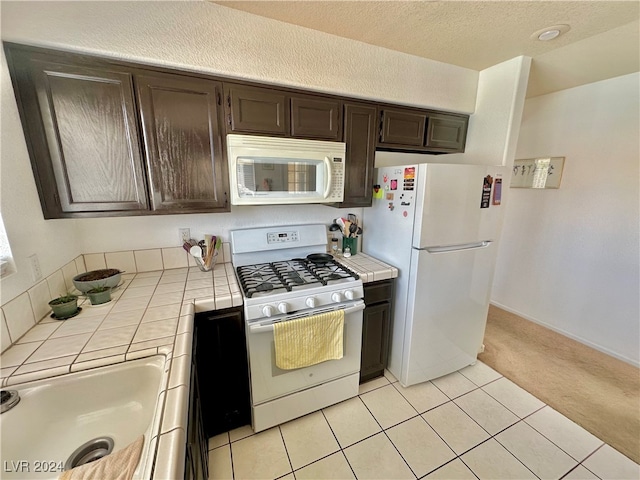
[{"xmin": 230, "ymin": 224, "xmax": 365, "ymax": 432}]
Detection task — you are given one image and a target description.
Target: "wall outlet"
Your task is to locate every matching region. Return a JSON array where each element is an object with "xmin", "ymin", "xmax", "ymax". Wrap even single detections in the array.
[
  {"xmin": 478, "ymin": 343, "xmax": 485, "ymax": 354},
  {"xmin": 179, "ymin": 228, "xmax": 191, "ymax": 244},
  {"xmin": 28, "ymin": 253, "xmax": 42, "ymax": 282}
]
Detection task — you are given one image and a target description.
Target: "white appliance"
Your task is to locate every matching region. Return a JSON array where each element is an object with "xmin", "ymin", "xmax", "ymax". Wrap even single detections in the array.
[
  {"xmin": 227, "ymin": 134, "xmax": 346, "ymax": 205},
  {"xmin": 363, "ymin": 162, "xmax": 506, "ymax": 387},
  {"xmin": 230, "ymin": 224, "xmax": 364, "ymax": 432}
]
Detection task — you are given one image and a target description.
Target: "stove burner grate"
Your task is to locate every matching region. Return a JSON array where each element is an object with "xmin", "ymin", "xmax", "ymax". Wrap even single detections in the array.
[{"xmin": 236, "ymin": 257, "xmax": 359, "ymax": 298}]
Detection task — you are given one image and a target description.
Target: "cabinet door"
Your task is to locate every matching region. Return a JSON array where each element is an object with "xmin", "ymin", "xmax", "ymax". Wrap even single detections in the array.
[
  {"xmin": 22, "ymin": 56, "xmax": 149, "ymax": 215},
  {"xmin": 379, "ymin": 109, "xmax": 426, "ymax": 146},
  {"xmin": 426, "ymin": 114, "xmax": 468, "ymax": 152},
  {"xmin": 291, "ymin": 96, "xmax": 342, "ymax": 140},
  {"xmin": 136, "ymin": 73, "xmax": 228, "ymax": 212},
  {"xmin": 341, "ymin": 103, "xmax": 377, "ymax": 207},
  {"xmin": 225, "ymin": 84, "xmax": 288, "ymax": 135},
  {"xmin": 196, "ymin": 308, "xmax": 251, "ymax": 437},
  {"xmin": 360, "ymin": 302, "xmax": 391, "ymax": 383},
  {"xmin": 363, "ymin": 279, "xmax": 394, "ymax": 305}
]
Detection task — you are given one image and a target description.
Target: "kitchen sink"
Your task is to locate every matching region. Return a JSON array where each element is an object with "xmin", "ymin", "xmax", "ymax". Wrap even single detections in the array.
[{"xmin": 0, "ymin": 355, "xmax": 168, "ymax": 479}]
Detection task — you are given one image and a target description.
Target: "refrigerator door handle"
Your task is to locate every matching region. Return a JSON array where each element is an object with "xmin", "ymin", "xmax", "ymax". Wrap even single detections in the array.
[{"xmin": 420, "ymin": 241, "xmax": 492, "ymax": 253}]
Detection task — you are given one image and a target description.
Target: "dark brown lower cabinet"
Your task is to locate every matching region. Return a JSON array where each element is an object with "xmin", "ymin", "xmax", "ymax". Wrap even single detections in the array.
[
  {"xmin": 195, "ymin": 307, "xmax": 251, "ymax": 438},
  {"xmin": 360, "ymin": 279, "xmax": 394, "ymax": 383}
]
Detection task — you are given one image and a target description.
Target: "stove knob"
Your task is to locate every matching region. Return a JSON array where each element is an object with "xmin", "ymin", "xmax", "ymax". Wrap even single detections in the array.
[
  {"xmin": 331, "ymin": 292, "xmax": 343, "ymax": 303},
  {"xmin": 277, "ymin": 302, "xmax": 289, "ymax": 314},
  {"xmin": 262, "ymin": 305, "xmax": 275, "ymax": 317},
  {"xmin": 344, "ymin": 290, "xmax": 355, "ymax": 300},
  {"xmin": 305, "ymin": 297, "xmax": 316, "ymax": 308}
]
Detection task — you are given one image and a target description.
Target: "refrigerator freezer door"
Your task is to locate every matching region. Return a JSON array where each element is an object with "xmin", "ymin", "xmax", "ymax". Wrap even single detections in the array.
[
  {"xmin": 400, "ymin": 242, "xmax": 497, "ymax": 386},
  {"xmin": 413, "ymin": 164, "xmax": 506, "ymax": 248}
]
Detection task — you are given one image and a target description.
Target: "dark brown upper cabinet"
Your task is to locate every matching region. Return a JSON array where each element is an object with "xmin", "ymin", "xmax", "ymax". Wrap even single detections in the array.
[
  {"xmin": 425, "ymin": 113, "xmax": 468, "ymax": 151},
  {"xmin": 136, "ymin": 73, "xmax": 228, "ymax": 212},
  {"xmin": 290, "ymin": 96, "xmax": 342, "ymax": 140},
  {"xmin": 338, "ymin": 103, "xmax": 377, "ymax": 207},
  {"xmin": 224, "ymin": 84, "xmax": 342, "ymax": 141},
  {"xmin": 378, "ymin": 107, "xmax": 468, "ymax": 153},
  {"xmin": 379, "ymin": 109, "xmax": 426, "ymax": 147},
  {"xmin": 6, "ymin": 43, "xmax": 468, "ymax": 218},
  {"xmin": 5, "ymin": 43, "xmax": 231, "ymax": 218},
  {"xmin": 224, "ymin": 84, "xmax": 289, "ymax": 135},
  {"xmin": 6, "ymin": 48, "xmax": 149, "ymax": 218}
]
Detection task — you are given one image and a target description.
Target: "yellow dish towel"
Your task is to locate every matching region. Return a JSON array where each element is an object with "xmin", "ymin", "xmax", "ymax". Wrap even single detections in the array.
[
  {"xmin": 274, "ymin": 310, "xmax": 345, "ymax": 370},
  {"xmin": 59, "ymin": 435, "xmax": 144, "ymax": 480}
]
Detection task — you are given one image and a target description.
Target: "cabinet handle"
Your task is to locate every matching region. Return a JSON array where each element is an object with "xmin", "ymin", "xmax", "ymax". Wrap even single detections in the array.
[
  {"xmin": 227, "ymin": 94, "xmax": 231, "ymax": 108},
  {"xmin": 216, "ymin": 91, "xmax": 221, "ymax": 106},
  {"xmin": 227, "ymin": 114, "xmax": 232, "ymax": 126}
]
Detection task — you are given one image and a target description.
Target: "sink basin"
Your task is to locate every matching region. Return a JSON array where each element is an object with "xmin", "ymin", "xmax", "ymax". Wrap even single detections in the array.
[{"xmin": 0, "ymin": 355, "xmax": 168, "ymax": 479}]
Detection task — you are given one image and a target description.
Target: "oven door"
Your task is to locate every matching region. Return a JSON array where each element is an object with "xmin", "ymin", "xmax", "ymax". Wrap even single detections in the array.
[{"xmin": 246, "ymin": 301, "xmax": 364, "ymax": 405}]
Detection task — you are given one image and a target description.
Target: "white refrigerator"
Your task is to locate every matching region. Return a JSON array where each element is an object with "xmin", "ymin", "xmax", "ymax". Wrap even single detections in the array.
[{"xmin": 362, "ymin": 162, "xmax": 506, "ymax": 387}]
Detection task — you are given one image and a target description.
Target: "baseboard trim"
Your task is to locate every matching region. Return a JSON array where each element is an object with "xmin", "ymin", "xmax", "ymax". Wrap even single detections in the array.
[{"xmin": 489, "ymin": 301, "xmax": 639, "ymax": 368}]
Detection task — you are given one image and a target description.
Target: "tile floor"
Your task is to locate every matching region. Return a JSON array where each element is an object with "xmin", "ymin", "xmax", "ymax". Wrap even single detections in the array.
[{"xmin": 206, "ymin": 362, "xmax": 640, "ymax": 480}]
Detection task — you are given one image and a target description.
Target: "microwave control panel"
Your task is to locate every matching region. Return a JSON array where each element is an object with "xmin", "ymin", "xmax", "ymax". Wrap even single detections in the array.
[{"xmin": 328, "ymin": 157, "xmax": 344, "ymax": 201}]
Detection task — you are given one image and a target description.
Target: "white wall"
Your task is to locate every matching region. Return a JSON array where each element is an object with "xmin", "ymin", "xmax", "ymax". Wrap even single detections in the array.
[
  {"xmin": 0, "ymin": 1, "xmax": 479, "ymax": 305},
  {"xmin": 453, "ymin": 56, "xmax": 531, "ymax": 167},
  {"xmin": 492, "ymin": 73, "xmax": 640, "ymax": 366},
  {"xmin": 76, "ymin": 205, "xmax": 359, "ymax": 254},
  {"xmin": 0, "ymin": 2, "xmax": 477, "ymax": 113}
]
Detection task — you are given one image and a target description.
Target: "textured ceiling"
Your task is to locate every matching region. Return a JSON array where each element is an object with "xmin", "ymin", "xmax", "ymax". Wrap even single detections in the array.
[{"xmin": 212, "ymin": 1, "xmax": 640, "ymax": 97}]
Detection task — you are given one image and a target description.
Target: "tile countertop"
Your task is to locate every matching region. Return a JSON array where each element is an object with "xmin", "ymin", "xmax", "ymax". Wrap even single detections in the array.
[
  {"xmin": 337, "ymin": 252, "xmax": 398, "ymax": 282},
  {"xmin": 0, "ymin": 253, "xmax": 398, "ymax": 478}
]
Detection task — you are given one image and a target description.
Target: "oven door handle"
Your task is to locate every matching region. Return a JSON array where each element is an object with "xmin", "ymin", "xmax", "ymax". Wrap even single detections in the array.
[{"xmin": 249, "ymin": 301, "xmax": 365, "ymax": 333}]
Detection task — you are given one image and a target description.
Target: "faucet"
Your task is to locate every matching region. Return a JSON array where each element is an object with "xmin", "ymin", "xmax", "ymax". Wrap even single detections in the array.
[{"xmin": 0, "ymin": 390, "xmax": 20, "ymax": 413}]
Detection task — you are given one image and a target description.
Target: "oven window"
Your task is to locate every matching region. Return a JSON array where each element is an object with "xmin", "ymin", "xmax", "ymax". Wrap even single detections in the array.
[{"xmin": 237, "ymin": 157, "xmax": 319, "ymax": 195}]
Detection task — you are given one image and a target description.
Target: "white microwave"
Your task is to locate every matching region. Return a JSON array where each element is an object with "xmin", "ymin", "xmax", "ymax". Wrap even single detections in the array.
[{"xmin": 227, "ymin": 134, "xmax": 346, "ymax": 205}]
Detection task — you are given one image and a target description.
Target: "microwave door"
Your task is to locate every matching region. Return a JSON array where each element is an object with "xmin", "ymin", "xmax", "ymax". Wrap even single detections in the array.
[
  {"xmin": 236, "ymin": 157, "xmax": 320, "ymax": 197},
  {"xmin": 236, "ymin": 159, "xmax": 258, "ymax": 197},
  {"xmin": 227, "ymin": 134, "xmax": 345, "ymax": 205}
]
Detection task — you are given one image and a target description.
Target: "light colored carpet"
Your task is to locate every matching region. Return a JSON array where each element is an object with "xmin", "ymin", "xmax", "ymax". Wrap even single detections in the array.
[{"xmin": 479, "ymin": 305, "xmax": 640, "ymax": 464}]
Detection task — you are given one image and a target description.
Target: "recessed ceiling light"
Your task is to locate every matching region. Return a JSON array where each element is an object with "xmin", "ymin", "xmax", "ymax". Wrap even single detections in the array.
[
  {"xmin": 530, "ymin": 24, "xmax": 571, "ymax": 41},
  {"xmin": 538, "ymin": 29, "xmax": 560, "ymax": 41}
]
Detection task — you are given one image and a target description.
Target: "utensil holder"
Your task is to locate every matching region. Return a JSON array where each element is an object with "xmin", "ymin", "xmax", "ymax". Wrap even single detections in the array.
[
  {"xmin": 194, "ymin": 250, "xmax": 218, "ymax": 272},
  {"xmin": 342, "ymin": 237, "xmax": 357, "ymax": 256}
]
